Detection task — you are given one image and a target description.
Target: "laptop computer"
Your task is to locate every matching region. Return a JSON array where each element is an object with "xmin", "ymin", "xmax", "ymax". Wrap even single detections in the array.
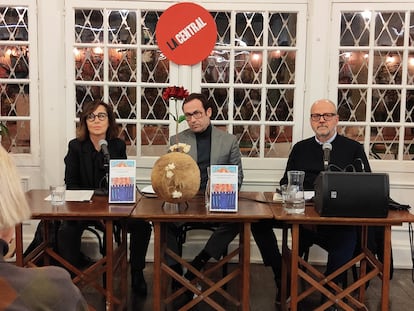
[{"xmin": 314, "ymin": 171, "xmax": 389, "ymax": 218}]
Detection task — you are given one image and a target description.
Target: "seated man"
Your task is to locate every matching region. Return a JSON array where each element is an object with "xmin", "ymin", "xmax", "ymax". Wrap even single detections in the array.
[
  {"xmin": 283, "ymin": 99, "xmax": 381, "ymax": 310},
  {"xmin": 167, "ymin": 93, "xmax": 243, "ymax": 298},
  {"xmin": 280, "ymin": 99, "xmax": 370, "ymax": 283}
]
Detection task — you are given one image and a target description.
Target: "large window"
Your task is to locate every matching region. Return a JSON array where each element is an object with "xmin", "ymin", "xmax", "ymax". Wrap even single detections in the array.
[
  {"xmin": 332, "ymin": 7, "xmax": 414, "ymax": 161},
  {"xmin": 200, "ymin": 11, "xmax": 302, "ymax": 159},
  {"xmin": 0, "ymin": 4, "xmax": 35, "ymax": 154},
  {"xmin": 67, "ymin": 1, "xmax": 306, "ymax": 167}
]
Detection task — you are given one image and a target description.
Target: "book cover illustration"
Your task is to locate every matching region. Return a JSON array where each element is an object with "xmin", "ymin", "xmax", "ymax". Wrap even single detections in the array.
[
  {"xmin": 209, "ymin": 165, "xmax": 238, "ymax": 212},
  {"xmin": 109, "ymin": 159, "xmax": 136, "ymax": 203}
]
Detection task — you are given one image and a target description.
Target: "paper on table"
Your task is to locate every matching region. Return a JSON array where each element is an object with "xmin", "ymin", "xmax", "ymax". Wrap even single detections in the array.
[
  {"xmin": 140, "ymin": 185, "xmax": 155, "ymax": 194},
  {"xmin": 273, "ymin": 191, "xmax": 314, "ymax": 202},
  {"xmin": 44, "ymin": 190, "xmax": 94, "ymax": 202},
  {"xmin": 304, "ymin": 191, "xmax": 315, "ymax": 200}
]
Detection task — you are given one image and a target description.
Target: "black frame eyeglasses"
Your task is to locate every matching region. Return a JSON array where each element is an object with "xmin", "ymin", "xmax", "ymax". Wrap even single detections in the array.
[
  {"xmin": 87, "ymin": 112, "xmax": 108, "ymax": 122},
  {"xmin": 310, "ymin": 113, "xmax": 337, "ymax": 122},
  {"xmin": 184, "ymin": 110, "xmax": 203, "ymax": 121}
]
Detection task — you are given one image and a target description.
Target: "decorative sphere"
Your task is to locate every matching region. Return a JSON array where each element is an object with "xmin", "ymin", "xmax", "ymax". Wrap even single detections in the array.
[{"xmin": 151, "ymin": 152, "xmax": 200, "ymax": 203}]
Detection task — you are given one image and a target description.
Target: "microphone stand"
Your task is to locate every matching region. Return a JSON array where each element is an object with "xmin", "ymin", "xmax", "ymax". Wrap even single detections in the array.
[
  {"xmin": 103, "ymin": 157, "xmax": 109, "ymax": 195},
  {"xmin": 95, "ymin": 156, "xmax": 110, "ymax": 196}
]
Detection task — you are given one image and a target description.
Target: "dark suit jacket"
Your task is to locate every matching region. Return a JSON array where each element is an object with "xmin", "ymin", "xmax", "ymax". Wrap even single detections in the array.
[
  {"xmin": 64, "ymin": 137, "xmax": 126, "ymax": 190},
  {"xmin": 171, "ymin": 126, "xmax": 244, "ymax": 188}
]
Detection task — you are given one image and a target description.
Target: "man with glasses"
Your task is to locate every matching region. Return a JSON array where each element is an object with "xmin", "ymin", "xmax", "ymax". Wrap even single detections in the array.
[
  {"xmin": 167, "ymin": 92, "xmax": 243, "ymax": 306},
  {"xmin": 252, "ymin": 99, "xmax": 371, "ymax": 309},
  {"xmin": 286, "ymin": 99, "xmax": 371, "ymax": 309}
]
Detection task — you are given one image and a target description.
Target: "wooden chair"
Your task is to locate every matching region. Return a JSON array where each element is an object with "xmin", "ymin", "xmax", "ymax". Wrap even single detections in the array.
[{"xmin": 177, "ymin": 223, "xmax": 229, "ymax": 277}]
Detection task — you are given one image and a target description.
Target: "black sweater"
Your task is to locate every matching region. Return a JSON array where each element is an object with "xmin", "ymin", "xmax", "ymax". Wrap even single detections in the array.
[{"xmin": 280, "ymin": 135, "xmax": 371, "ymax": 190}]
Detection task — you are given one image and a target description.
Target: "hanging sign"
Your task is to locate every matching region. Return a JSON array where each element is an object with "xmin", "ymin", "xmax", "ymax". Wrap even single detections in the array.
[{"xmin": 155, "ymin": 2, "xmax": 217, "ymax": 65}]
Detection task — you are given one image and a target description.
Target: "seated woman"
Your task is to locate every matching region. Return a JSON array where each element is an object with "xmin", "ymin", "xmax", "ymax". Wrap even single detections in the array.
[
  {"xmin": 57, "ymin": 99, "xmax": 151, "ymax": 296},
  {"xmin": 0, "ymin": 145, "xmax": 89, "ymax": 310}
]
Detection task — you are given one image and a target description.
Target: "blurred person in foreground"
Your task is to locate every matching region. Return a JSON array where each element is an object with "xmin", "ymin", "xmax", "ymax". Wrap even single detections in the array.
[
  {"xmin": 0, "ymin": 145, "xmax": 89, "ymax": 310},
  {"xmin": 58, "ymin": 99, "xmax": 151, "ymax": 296}
]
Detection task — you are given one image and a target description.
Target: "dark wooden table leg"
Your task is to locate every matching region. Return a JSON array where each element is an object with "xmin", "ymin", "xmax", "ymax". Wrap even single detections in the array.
[
  {"xmin": 241, "ymin": 222, "xmax": 251, "ymax": 310},
  {"xmin": 15, "ymin": 223, "xmax": 23, "ymax": 266},
  {"xmin": 381, "ymin": 225, "xmax": 392, "ymax": 311},
  {"xmin": 105, "ymin": 220, "xmax": 114, "ymax": 311},
  {"xmin": 153, "ymin": 222, "xmax": 161, "ymax": 311},
  {"xmin": 280, "ymin": 225, "xmax": 289, "ymax": 311},
  {"xmin": 290, "ymin": 224, "xmax": 300, "ymax": 311}
]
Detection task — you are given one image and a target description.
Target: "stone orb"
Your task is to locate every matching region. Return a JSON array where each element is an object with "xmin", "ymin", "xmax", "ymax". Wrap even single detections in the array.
[{"xmin": 151, "ymin": 152, "xmax": 200, "ymax": 203}]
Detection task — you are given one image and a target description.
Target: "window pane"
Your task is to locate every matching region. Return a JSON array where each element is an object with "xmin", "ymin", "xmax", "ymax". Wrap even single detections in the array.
[
  {"xmin": 338, "ymin": 51, "xmax": 369, "ymax": 84},
  {"xmin": 374, "ymin": 12, "xmax": 404, "ymax": 47},
  {"xmin": 109, "ymin": 86, "xmax": 136, "ymax": 119},
  {"xmin": 109, "ymin": 48, "xmax": 137, "ymax": 82},
  {"xmin": 337, "ymin": 88, "xmax": 367, "ymax": 122},
  {"xmin": 141, "ymin": 87, "xmax": 168, "ymax": 120},
  {"xmin": 340, "ymin": 12, "xmax": 370, "ymax": 46},
  {"xmin": 268, "ymin": 13, "xmax": 297, "ymax": 47},
  {"xmin": 267, "ymin": 50, "xmax": 296, "ymax": 84},
  {"xmin": 371, "ymin": 89, "xmax": 401, "ymax": 122},
  {"xmin": 75, "ymin": 9, "xmax": 104, "ymax": 44},
  {"xmin": 108, "ymin": 10, "xmax": 137, "ymax": 44},
  {"xmin": 0, "ymin": 6, "xmax": 30, "ymax": 153},
  {"xmin": 264, "ymin": 125, "xmax": 292, "ymax": 158},
  {"xmin": 336, "ymin": 9, "xmax": 414, "ymax": 161},
  {"xmin": 266, "ymin": 89, "xmax": 294, "ymax": 121},
  {"xmin": 370, "ymin": 126, "xmax": 399, "ymax": 159},
  {"xmin": 235, "ymin": 12, "xmax": 264, "ymax": 46},
  {"xmin": 141, "ymin": 124, "xmax": 169, "ymax": 157},
  {"xmin": 373, "ymin": 50, "xmax": 402, "ymax": 84}
]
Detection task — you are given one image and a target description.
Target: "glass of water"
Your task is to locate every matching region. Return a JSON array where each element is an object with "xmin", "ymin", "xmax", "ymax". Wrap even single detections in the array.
[{"xmin": 50, "ymin": 185, "xmax": 66, "ymax": 205}]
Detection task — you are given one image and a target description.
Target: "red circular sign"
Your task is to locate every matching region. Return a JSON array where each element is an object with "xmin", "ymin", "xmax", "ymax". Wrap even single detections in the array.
[{"xmin": 156, "ymin": 2, "xmax": 217, "ymax": 65}]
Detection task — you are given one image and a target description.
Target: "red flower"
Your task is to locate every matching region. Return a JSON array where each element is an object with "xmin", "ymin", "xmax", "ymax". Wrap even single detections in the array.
[{"xmin": 162, "ymin": 86, "xmax": 189, "ymax": 101}]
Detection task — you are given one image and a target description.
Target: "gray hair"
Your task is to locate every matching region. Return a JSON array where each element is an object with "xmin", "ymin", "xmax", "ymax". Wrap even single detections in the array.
[{"xmin": 0, "ymin": 145, "xmax": 31, "ymax": 229}]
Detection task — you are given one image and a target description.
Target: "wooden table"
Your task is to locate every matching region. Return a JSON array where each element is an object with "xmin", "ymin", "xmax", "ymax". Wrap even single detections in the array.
[
  {"xmin": 15, "ymin": 189, "xmax": 136, "ymax": 311},
  {"xmin": 265, "ymin": 192, "xmax": 412, "ymax": 311},
  {"xmin": 130, "ymin": 192, "xmax": 273, "ymax": 311}
]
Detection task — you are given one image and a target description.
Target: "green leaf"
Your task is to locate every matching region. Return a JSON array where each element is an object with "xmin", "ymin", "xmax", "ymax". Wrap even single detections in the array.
[
  {"xmin": 0, "ymin": 122, "xmax": 8, "ymax": 136},
  {"xmin": 178, "ymin": 115, "xmax": 186, "ymax": 123}
]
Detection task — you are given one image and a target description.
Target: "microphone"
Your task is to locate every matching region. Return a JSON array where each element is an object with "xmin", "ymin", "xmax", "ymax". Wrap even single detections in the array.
[
  {"xmin": 356, "ymin": 158, "xmax": 365, "ymax": 172},
  {"xmin": 99, "ymin": 139, "xmax": 110, "ymax": 163},
  {"xmin": 322, "ymin": 142, "xmax": 332, "ymax": 171}
]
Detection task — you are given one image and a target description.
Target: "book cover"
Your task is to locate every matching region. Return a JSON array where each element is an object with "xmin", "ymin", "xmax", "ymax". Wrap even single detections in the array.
[
  {"xmin": 209, "ymin": 165, "xmax": 238, "ymax": 212},
  {"xmin": 109, "ymin": 159, "xmax": 136, "ymax": 203}
]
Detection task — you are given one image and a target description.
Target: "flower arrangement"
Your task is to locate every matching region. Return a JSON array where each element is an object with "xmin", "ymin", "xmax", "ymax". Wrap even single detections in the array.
[
  {"xmin": 162, "ymin": 85, "xmax": 189, "ymax": 148},
  {"xmin": 0, "ymin": 122, "xmax": 8, "ymax": 137},
  {"xmin": 150, "ymin": 86, "xmax": 200, "ymax": 204}
]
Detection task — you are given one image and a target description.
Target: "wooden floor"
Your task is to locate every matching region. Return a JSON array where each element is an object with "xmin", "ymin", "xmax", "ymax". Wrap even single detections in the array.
[{"xmin": 82, "ymin": 263, "xmax": 414, "ymax": 311}]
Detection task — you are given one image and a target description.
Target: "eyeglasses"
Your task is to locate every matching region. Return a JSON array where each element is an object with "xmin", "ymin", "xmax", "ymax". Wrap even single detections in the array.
[
  {"xmin": 87, "ymin": 112, "xmax": 108, "ymax": 122},
  {"xmin": 184, "ymin": 110, "xmax": 203, "ymax": 121},
  {"xmin": 310, "ymin": 113, "xmax": 337, "ymax": 122}
]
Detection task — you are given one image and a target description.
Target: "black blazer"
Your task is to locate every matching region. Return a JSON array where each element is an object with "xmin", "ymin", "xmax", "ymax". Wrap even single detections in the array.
[{"xmin": 64, "ymin": 138, "xmax": 127, "ymax": 190}]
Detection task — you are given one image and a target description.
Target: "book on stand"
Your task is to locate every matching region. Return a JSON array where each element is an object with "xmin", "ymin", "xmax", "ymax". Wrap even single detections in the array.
[
  {"xmin": 209, "ymin": 164, "xmax": 238, "ymax": 212},
  {"xmin": 109, "ymin": 159, "xmax": 136, "ymax": 203}
]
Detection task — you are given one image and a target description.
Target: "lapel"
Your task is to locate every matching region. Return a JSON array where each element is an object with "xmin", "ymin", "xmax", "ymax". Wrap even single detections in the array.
[
  {"xmin": 210, "ymin": 126, "xmax": 221, "ymax": 164},
  {"xmin": 180, "ymin": 130, "xmax": 197, "ymax": 161}
]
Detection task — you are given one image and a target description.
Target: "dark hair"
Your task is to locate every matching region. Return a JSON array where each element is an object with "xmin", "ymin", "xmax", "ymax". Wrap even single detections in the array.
[
  {"xmin": 77, "ymin": 99, "xmax": 119, "ymax": 141},
  {"xmin": 182, "ymin": 93, "xmax": 212, "ymax": 112}
]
